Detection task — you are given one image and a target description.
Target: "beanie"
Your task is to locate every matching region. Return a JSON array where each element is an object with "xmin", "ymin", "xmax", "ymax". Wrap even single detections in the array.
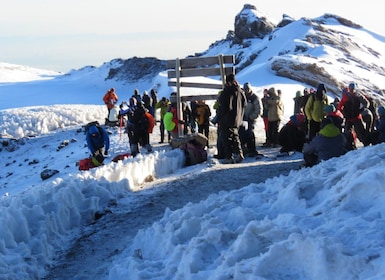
[
  {"xmin": 323, "ymin": 104, "xmax": 336, "ymax": 114},
  {"xmin": 268, "ymin": 87, "xmax": 276, "ymax": 96},
  {"xmin": 226, "ymin": 74, "xmax": 235, "ymax": 83},
  {"xmin": 296, "ymin": 90, "xmax": 302, "ymax": 97},
  {"xmin": 316, "ymin": 83, "xmax": 326, "ymax": 94},
  {"xmin": 243, "ymin": 82, "xmax": 251, "ymax": 90}
]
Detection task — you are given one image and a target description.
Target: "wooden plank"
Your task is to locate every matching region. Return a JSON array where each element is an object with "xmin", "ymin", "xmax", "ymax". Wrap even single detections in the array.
[
  {"xmin": 170, "ymin": 94, "xmax": 220, "ymax": 102},
  {"xmin": 168, "ymin": 81, "xmax": 223, "ymax": 89},
  {"xmin": 167, "ymin": 55, "xmax": 234, "ymax": 69},
  {"xmin": 168, "ymin": 66, "xmax": 234, "ymax": 79}
]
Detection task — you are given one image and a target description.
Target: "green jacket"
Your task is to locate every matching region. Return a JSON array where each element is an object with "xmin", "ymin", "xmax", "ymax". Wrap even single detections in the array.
[
  {"xmin": 155, "ymin": 100, "xmax": 170, "ymax": 120},
  {"xmin": 305, "ymin": 94, "xmax": 328, "ymax": 122}
]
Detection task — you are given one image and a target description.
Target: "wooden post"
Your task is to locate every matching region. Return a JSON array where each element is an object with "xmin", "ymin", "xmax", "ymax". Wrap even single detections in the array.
[
  {"xmin": 175, "ymin": 58, "xmax": 183, "ymax": 137},
  {"xmin": 218, "ymin": 54, "xmax": 226, "ymax": 89}
]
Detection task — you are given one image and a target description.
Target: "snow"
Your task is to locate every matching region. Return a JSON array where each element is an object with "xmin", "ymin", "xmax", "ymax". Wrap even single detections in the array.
[{"xmin": 2, "ymin": 18, "xmax": 385, "ymax": 280}]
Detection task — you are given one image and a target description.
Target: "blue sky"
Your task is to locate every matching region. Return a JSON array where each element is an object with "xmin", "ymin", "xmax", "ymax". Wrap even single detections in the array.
[{"xmin": 1, "ymin": 0, "xmax": 382, "ymax": 72}]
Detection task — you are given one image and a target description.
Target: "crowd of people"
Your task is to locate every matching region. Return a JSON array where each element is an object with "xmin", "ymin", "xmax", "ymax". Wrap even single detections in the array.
[{"xmin": 86, "ymin": 78, "xmax": 385, "ymax": 167}]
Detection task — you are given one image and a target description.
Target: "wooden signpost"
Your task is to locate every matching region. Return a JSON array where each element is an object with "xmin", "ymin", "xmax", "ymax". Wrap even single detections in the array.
[{"xmin": 167, "ymin": 54, "xmax": 235, "ymax": 136}]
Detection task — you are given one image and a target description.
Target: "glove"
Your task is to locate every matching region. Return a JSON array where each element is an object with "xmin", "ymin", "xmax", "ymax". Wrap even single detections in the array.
[{"xmin": 104, "ymin": 150, "xmax": 108, "ymax": 156}]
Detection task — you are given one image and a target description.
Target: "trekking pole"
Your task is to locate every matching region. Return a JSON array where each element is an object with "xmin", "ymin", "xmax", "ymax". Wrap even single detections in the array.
[{"xmin": 119, "ymin": 116, "xmax": 123, "ymax": 140}]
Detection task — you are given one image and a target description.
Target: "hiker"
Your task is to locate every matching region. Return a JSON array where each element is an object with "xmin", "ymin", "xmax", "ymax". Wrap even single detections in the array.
[
  {"xmin": 337, "ymin": 83, "xmax": 370, "ymax": 150},
  {"xmin": 164, "ymin": 94, "xmax": 184, "ymax": 140},
  {"xmin": 278, "ymin": 113, "xmax": 307, "ymax": 154},
  {"xmin": 305, "ymin": 83, "xmax": 329, "ymax": 141},
  {"xmin": 217, "ymin": 73, "xmax": 247, "ymax": 164},
  {"xmin": 303, "ymin": 117, "xmax": 346, "ymax": 167},
  {"xmin": 323, "ymin": 104, "xmax": 344, "ymax": 132},
  {"xmin": 265, "ymin": 87, "xmax": 284, "ymax": 147},
  {"xmin": 132, "ymin": 88, "xmax": 142, "ymax": 104},
  {"xmin": 126, "ymin": 101, "xmax": 153, "ymax": 157},
  {"xmin": 86, "ymin": 123, "xmax": 110, "ymax": 165},
  {"xmin": 193, "ymin": 100, "xmax": 211, "ymax": 146},
  {"xmin": 102, "ymin": 88, "xmax": 118, "ymax": 118},
  {"xmin": 150, "ymin": 89, "xmax": 158, "ymax": 120},
  {"xmin": 155, "ymin": 97, "xmax": 171, "ymax": 143},
  {"xmin": 212, "ymin": 90, "xmax": 226, "ymax": 159},
  {"xmin": 142, "ymin": 91, "xmax": 152, "ymax": 114},
  {"xmin": 261, "ymin": 88, "xmax": 270, "ymax": 146},
  {"xmin": 367, "ymin": 106, "xmax": 385, "ymax": 145},
  {"xmin": 182, "ymin": 101, "xmax": 196, "ymax": 135},
  {"xmin": 240, "ymin": 82, "xmax": 262, "ymax": 157}
]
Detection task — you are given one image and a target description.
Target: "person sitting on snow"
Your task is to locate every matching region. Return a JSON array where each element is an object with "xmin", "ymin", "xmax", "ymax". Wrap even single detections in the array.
[
  {"xmin": 302, "ymin": 117, "xmax": 346, "ymax": 167},
  {"xmin": 278, "ymin": 112, "xmax": 307, "ymax": 154}
]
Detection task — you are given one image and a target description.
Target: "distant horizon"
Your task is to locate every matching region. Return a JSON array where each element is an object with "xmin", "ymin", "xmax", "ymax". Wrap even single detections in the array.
[{"xmin": 2, "ymin": 0, "xmax": 383, "ymax": 72}]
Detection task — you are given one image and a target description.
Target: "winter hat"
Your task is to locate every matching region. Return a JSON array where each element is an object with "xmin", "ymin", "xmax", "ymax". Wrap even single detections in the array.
[
  {"xmin": 316, "ymin": 83, "xmax": 326, "ymax": 94},
  {"xmin": 323, "ymin": 104, "xmax": 336, "ymax": 114},
  {"xmin": 296, "ymin": 90, "xmax": 302, "ymax": 97},
  {"xmin": 243, "ymin": 82, "xmax": 251, "ymax": 90},
  {"xmin": 303, "ymin": 88, "xmax": 309, "ymax": 95},
  {"xmin": 226, "ymin": 73, "xmax": 235, "ymax": 83},
  {"xmin": 349, "ymin": 82, "xmax": 358, "ymax": 89},
  {"xmin": 134, "ymin": 88, "xmax": 140, "ymax": 95},
  {"xmin": 268, "ymin": 87, "xmax": 277, "ymax": 96},
  {"xmin": 378, "ymin": 106, "xmax": 385, "ymax": 117}
]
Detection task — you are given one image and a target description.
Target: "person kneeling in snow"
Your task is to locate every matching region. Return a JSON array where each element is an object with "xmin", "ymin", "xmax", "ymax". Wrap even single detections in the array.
[
  {"xmin": 278, "ymin": 112, "xmax": 307, "ymax": 154},
  {"xmin": 302, "ymin": 117, "xmax": 346, "ymax": 167},
  {"xmin": 86, "ymin": 124, "xmax": 110, "ymax": 166}
]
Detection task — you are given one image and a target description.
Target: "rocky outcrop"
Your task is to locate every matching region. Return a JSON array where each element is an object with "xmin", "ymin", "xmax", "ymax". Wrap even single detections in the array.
[
  {"xmin": 233, "ymin": 4, "xmax": 275, "ymax": 43},
  {"xmin": 106, "ymin": 57, "xmax": 167, "ymax": 82}
]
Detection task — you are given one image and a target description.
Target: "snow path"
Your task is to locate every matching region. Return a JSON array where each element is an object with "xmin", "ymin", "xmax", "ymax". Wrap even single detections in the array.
[{"xmin": 43, "ymin": 147, "xmax": 303, "ymax": 279}]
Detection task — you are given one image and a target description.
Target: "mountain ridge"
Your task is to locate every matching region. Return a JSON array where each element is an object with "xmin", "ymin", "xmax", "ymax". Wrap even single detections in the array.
[{"xmin": 2, "ymin": 4, "xmax": 385, "ymax": 107}]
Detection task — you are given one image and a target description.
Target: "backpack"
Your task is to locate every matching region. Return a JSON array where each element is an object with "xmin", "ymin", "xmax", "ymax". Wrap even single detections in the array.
[
  {"xmin": 342, "ymin": 94, "xmax": 361, "ymax": 119},
  {"xmin": 84, "ymin": 121, "xmax": 102, "ymax": 135},
  {"xmin": 180, "ymin": 140, "xmax": 207, "ymax": 166},
  {"xmin": 145, "ymin": 112, "xmax": 155, "ymax": 133}
]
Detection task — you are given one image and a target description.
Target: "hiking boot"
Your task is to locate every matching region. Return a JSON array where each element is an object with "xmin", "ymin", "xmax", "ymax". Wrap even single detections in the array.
[
  {"xmin": 235, "ymin": 153, "xmax": 244, "ymax": 163},
  {"xmin": 222, "ymin": 158, "xmax": 234, "ymax": 164}
]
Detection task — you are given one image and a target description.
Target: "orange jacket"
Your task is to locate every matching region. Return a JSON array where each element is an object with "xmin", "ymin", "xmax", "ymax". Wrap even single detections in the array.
[{"xmin": 103, "ymin": 90, "xmax": 118, "ymax": 109}]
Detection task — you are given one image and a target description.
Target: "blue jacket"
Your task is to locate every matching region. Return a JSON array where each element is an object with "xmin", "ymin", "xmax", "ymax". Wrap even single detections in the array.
[
  {"xmin": 303, "ymin": 123, "xmax": 346, "ymax": 162},
  {"xmin": 86, "ymin": 125, "xmax": 110, "ymax": 154}
]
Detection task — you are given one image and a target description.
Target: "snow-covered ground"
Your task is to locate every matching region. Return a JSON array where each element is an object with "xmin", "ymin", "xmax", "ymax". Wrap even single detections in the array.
[
  {"xmin": 2, "ymin": 85, "xmax": 385, "ymax": 279},
  {"xmin": 2, "ymin": 12, "xmax": 385, "ymax": 278}
]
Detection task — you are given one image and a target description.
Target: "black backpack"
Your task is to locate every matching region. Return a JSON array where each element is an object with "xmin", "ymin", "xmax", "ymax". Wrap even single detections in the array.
[{"xmin": 84, "ymin": 121, "xmax": 103, "ymax": 135}]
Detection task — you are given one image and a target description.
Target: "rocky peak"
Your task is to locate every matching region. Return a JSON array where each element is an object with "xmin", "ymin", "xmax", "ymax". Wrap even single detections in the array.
[{"xmin": 233, "ymin": 4, "xmax": 276, "ymax": 43}]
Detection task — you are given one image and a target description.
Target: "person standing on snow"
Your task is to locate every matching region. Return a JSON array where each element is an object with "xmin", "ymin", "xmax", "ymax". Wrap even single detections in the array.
[
  {"xmin": 102, "ymin": 88, "xmax": 119, "ymax": 119},
  {"xmin": 217, "ymin": 73, "xmax": 247, "ymax": 164},
  {"xmin": 305, "ymin": 83, "xmax": 329, "ymax": 141},
  {"xmin": 240, "ymin": 82, "xmax": 262, "ymax": 157},
  {"xmin": 337, "ymin": 83, "xmax": 370, "ymax": 150}
]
